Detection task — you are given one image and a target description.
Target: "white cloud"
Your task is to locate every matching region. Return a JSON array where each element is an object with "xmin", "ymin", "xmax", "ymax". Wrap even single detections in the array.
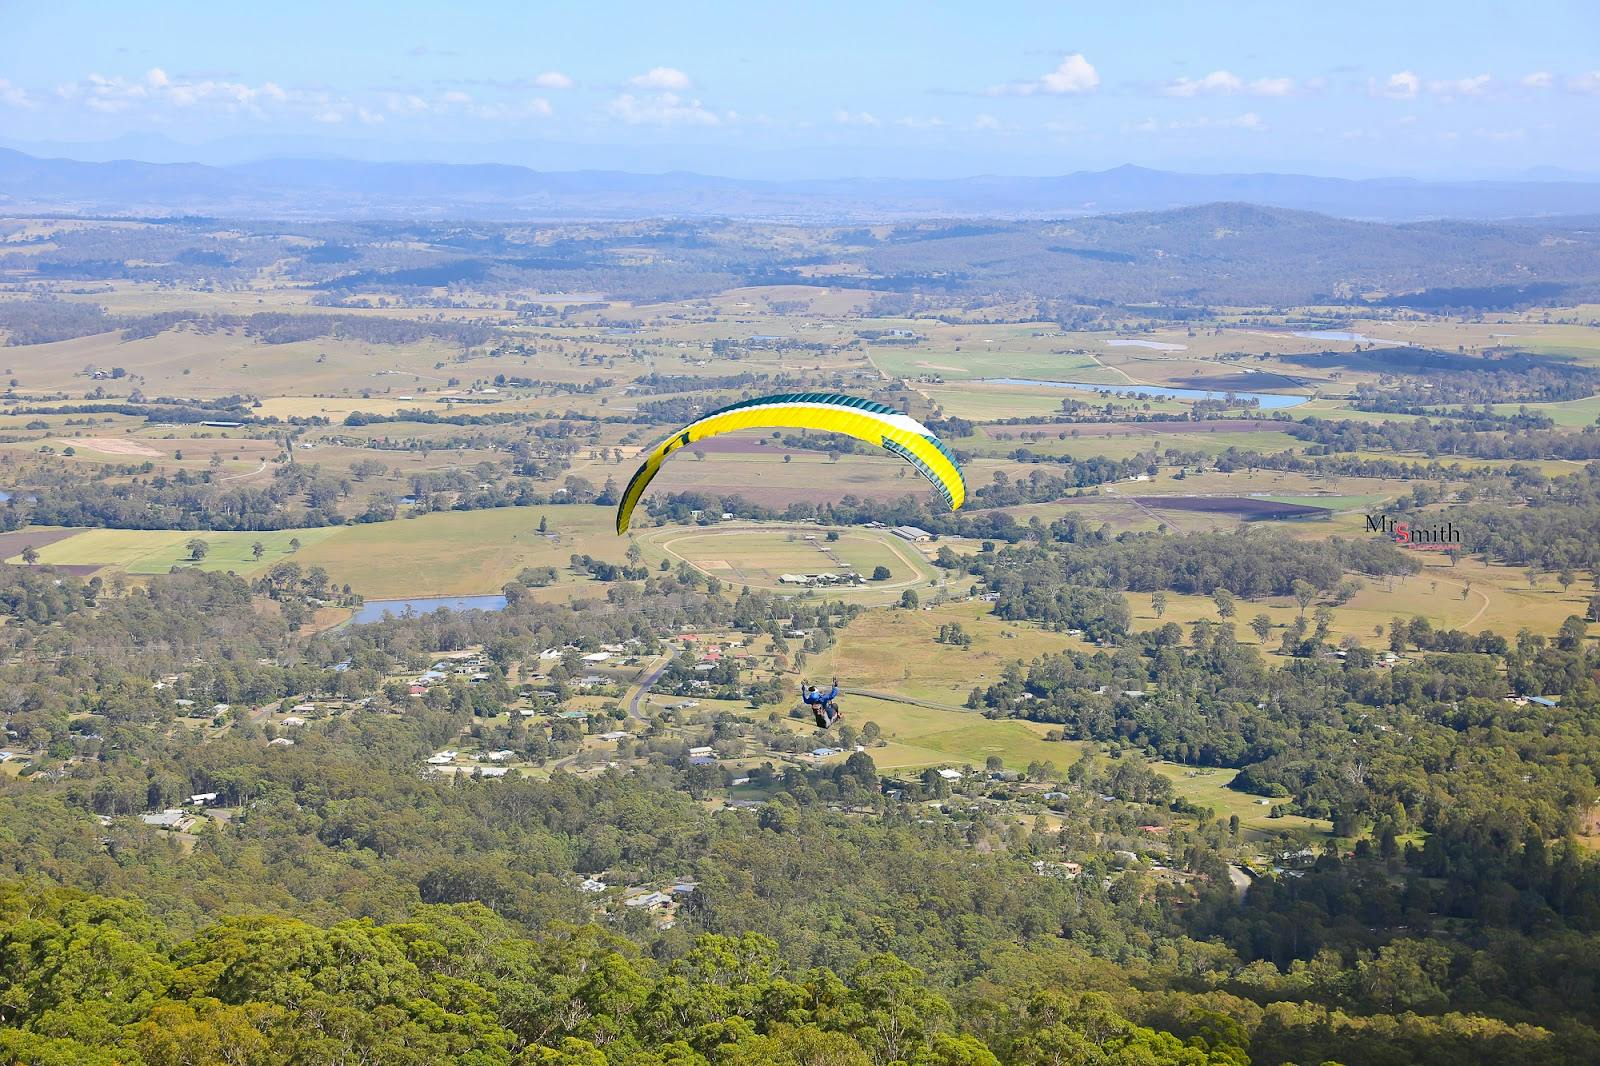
[
  {"xmin": 58, "ymin": 68, "xmax": 293, "ymax": 117},
  {"xmin": 1040, "ymin": 54, "xmax": 1099, "ymax": 93},
  {"xmin": 993, "ymin": 53, "xmax": 1099, "ymax": 96},
  {"xmin": 1522, "ymin": 71, "xmax": 1554, "ymax": 89},
  {"xmin": 0, "ymin": 78, "xmax": 31, "ymax": 108},
  {"xmin": 533, "ymin": 71, "xmax": 574, "ymax": 90},
  {"xmin": 1379, "ymin": 70, "xmax": 1420, "ymax": 98},
  {"xmin": 1248, "ymin": 77, "xmax": 1295, "ymax": 97},
  {"xmin": 608, "ymin": 91, "xmax": 719, "ymax": 126},
  {"xmin": 1473, "ymin": 127, "xmax": 1526, "ymax": 141},
  {"xmin": 439, "ymin": 90, "xmax": 473, "ymax": 106},
  {"xmin": 895, "ymin": 115, "xmax": 945, "ymax": 129},
  {"xmin": 471, "ymin": 97, "xmax": 553, "ymax": 120},
  {"xmin": 833, "ymin": 109, "xmax": 880, "ymax": 126},
  {"xmin": 1164, "ymin": 70, "xmax": 1294, "ymax": 97},
  {"xmin": 629, "ymin": 66, "xmax": 692, "ymax": 91},
  {"xmin": 387, "ymin": 93, "xmax": 430, "ymax": 114},
  {"xmin": 1427, "ymin": 74, "xmax": 1491, "ymax": 97},
  {"xmin": 1568, "ymin": 71, "xmax": 1600, "ymax": 95},
  {"xmin": 973, "ymin": 113, "xmax": 1002, "ymax": 130},
  {"xmin": 1164, "ymin": 112, "xmax": 1266, "ymax": 131}
]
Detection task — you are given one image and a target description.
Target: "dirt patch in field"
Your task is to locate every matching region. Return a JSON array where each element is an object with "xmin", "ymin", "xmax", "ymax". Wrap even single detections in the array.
[
  {"xmin": 1133, "ymin": 496, "xmax": 1331, "ymax": 520},
  {"xmin": 59, "ymin": 437, "xmax": 164, "ymax": 458},
  {"xmin": 0, "ymin": 528, "xmax": 81, "ymax": 559},
  {"xmin": 1169, "ymin": 372, "xmax": 1305, "ymax": 392},
  {"xmin": 915, "ymin": 361, "xmax": 970, "ymax": 373}
]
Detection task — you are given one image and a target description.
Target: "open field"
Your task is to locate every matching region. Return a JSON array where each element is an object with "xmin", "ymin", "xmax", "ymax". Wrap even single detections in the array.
[
  {"xmin": 1128, "ymin": 551, "xmax": 1596, "ymax": 648},
  {"xmin": 1153, "ymin": 763, "xmax": 1331, "ymax": 840},
  {"xmin": 646, "ymin": 527, "xmax": 917, "ymax": 587},
  {"xmin": 13, "ymin": 526, "xmax": 341, "ymax": 575},
  {"xmin": 869, "ymin": 345, "xmax": 1108, "ymax": 383},
  {"xmin": 289, "ymin": 505, "xmax": 620, "ymax": 597},
  {"xmin": 1483, "ymin": 394, "xmax": 1600, "ymax": 427},
  {"xmin": 917, "ymin": 383, "xmax": 1082, "ymax": 420},
  {"xmin": 743, "ymin": 693, "xmax": 1085, "ymax": 774},
  {"xmin": 636, "ymin": 523, "xmax": 943, "ymax": 605},
  {"xmin": 2, "ymin": 328, "xmax": 463, "ymax": 399},
  {"xmin": 815, "ymin": 599, "xmax": 1090, "ymax": 705},
  {"xmin": 13, "ymin": 505, "xmax": 625, "ymax": 595}
]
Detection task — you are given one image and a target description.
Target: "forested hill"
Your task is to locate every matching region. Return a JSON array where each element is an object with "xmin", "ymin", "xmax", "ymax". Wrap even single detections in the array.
[
  {"xmin": 5, "ymin": 205, "xmax": 1599, "ymax": 310},
  {"xmin": 848, "ymin": 205, "xmax": 1600, "ymax": 307}
]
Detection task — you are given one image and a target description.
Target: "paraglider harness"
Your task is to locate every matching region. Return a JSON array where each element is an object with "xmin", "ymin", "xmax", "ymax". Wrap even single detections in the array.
[{"xmin": 803, "ymin": 680, "xmax": 841, "ymax": 729}]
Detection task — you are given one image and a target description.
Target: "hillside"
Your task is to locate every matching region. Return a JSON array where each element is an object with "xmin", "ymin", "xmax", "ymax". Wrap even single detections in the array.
[{"xmin": 6, "ymin": 147, "xmax": 1600, "ymax": 222}]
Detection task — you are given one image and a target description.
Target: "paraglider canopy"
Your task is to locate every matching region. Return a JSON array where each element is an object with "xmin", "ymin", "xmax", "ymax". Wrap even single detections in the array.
[{"xmin": 614, "ymin": 392, "xmax": 966, "ymax": 534}]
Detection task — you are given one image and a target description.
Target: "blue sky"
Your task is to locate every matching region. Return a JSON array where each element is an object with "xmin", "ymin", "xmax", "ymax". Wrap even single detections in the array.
[{"xmin": 1, "ymin": 0, "xmax": 1597, "ymax": 178}]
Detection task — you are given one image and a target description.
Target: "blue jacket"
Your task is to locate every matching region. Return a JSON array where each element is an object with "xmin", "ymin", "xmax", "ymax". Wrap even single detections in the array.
[{"xmin": 802, "ymin": 684, "xmax": 838, "ymax": 705}]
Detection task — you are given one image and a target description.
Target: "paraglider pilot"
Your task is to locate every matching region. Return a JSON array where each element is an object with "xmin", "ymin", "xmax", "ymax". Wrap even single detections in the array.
[{"xmin": 803, "ymin": 679, "xmax": 841, "ymax": 728}]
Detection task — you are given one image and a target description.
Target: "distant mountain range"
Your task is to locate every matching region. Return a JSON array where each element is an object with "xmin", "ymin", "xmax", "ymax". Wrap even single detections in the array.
[{"xmin": 5, "ymin": 147, "xmax": 1600, "ymax": 222}]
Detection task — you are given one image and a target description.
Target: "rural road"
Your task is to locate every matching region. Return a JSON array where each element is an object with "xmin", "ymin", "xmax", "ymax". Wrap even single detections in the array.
[
  {"xmin": 220, "ymin": 458, "xmax": 270, "ymax": 482},
  {"xmin": 1228, "ymin": 865, "xmax": 1252, "ymax": 901},
  {"xmin": 1084, "ymin": 349, "xmax": 1140, "ymax": 384},
  {"xmin": 625, "ymin": 648, "xmax": 679, "ymax": 720},
  {"xmin": 841, "ymin": 687, "xmax": 973, "ymax": 713}
]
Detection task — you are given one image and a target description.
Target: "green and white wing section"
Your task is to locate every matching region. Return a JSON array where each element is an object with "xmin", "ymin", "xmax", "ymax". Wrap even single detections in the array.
[{"xmin": 614, "ymin": 392, "xmax": 967, "ymax": 534}]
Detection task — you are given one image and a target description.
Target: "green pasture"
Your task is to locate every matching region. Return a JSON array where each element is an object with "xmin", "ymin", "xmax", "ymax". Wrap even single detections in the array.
[{"xmin": 15, "ymin": 527, "xmax": 339, "ymax": 575}]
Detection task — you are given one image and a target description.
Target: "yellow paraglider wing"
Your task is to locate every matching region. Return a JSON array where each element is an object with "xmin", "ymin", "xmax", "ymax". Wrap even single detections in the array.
[{"xmin": 615, "ymin": 392, "xmax": 965, "ymax": 534}]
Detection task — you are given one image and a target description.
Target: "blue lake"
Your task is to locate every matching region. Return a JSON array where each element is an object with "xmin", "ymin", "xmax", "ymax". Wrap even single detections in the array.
[
  {"xmin": 982, "ymin": 378, "xmax": 1309, "ymax": 410},
  {"xmin": 1289, "ymin": 330, "xmax": 1409, "ymax": 345},
  {"xmin": 1104, "ymin": 339, "xmax": 1187, "ymax": 351},
  {"xmin": 352, "ymin": 594, "xmax": 509, "ymax": 625}
]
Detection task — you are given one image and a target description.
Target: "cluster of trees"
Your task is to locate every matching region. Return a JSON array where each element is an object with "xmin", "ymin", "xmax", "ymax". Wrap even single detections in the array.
[
  {"xmin": 0, "ymin": 297, "xmax": 119, "ymax": 345},
  {"xmin": 0, "ymin": 536, "xmax": 1598, "ymax": 1062},
  {"xmin": 968, "ymin": 525, "xmax": 1417, "ymax": 612},
  {"xmin": 1286, "ymin": 414, "xmax": 1600, "ymax": 461}
]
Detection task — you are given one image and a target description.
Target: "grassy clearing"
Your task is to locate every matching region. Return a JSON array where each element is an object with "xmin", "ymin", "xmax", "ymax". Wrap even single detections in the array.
[
  {"xmin": 817, "ymin": 599, "xmax": 1088, "ymax": 706},
  {"xmin": 744, "ymin": 693, "xmax": 1085, "ymax": 773},
  {"xmin": 16, "ymin": 527, "xmax": 340, "ymax": 575},
  {"xmin": 1152, "ymin": 763, "xmax": 1330, "ymax": 839},
  {"xmin": 289, "ymin": 504, "xmax": 620, "ymax": 597},
  {"xmin": 1128, "ymin": 552, "xmax": 1595, "ymax": 649},
  {"xmin": 650, "ymin": 528, "xmax": 912, "ymax": 587},
  {"xmin": 635, "ymin": 523, "xmax": 944, "ymax": 607},
  {"xmin": 1484, "ymin": 395, "xmax": 1600, "ymax": 428},
  {"xmin": 870, "ymin": 345, "xmax": 1107, "ymax": 383},
  {"xmin": 917, "ymin": 384, "xmax": 1077, "ymax": 421},
  {"xmin": 4, "ymin": 329, "xmax": 460, "ymax": 399}
]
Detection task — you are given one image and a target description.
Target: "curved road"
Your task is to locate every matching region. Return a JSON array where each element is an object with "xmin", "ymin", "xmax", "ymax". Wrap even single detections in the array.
[
  {"xmin": 625, "ymin": 648, "xmax": 679, "ymax": 720},
  {"xmin": 637, "ymin": 523, "xmax": 952, "ymax": 607}
]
